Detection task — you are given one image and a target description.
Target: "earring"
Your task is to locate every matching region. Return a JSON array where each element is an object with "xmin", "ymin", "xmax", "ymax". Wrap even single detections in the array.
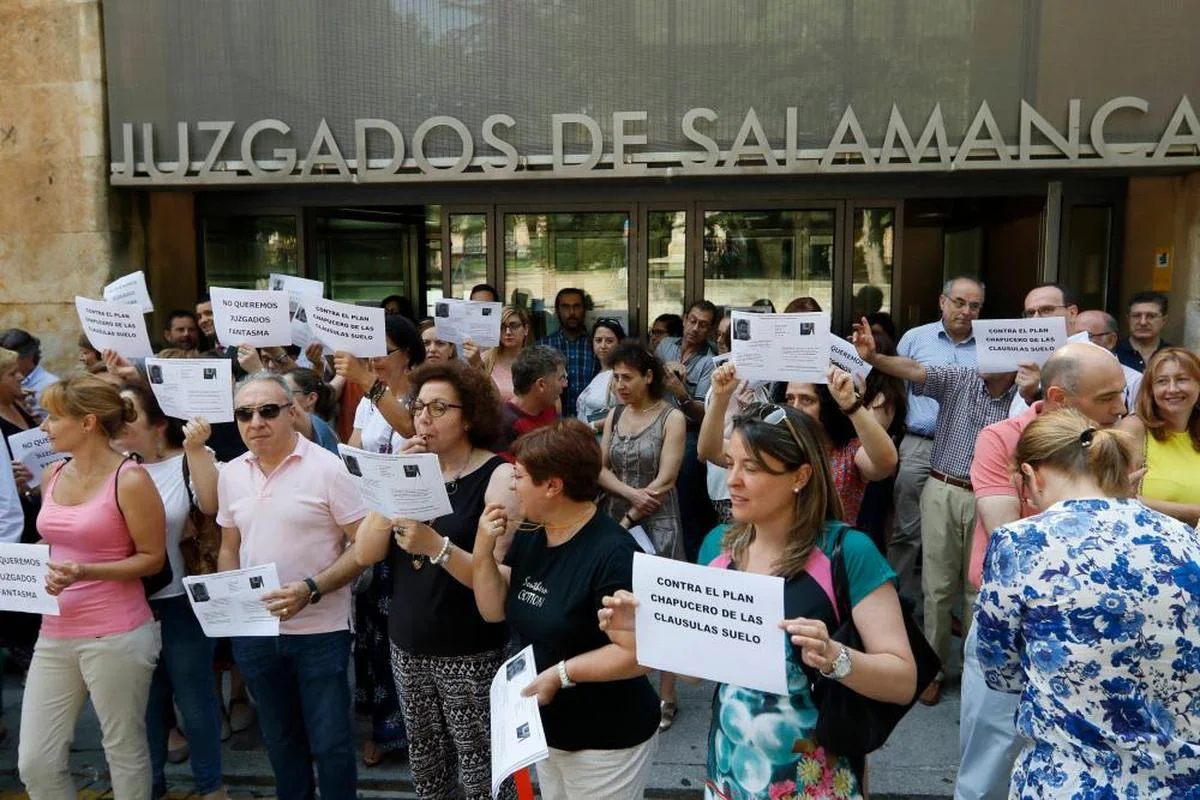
[{"xmin": 793, "ymin": 487, "xmax": 800, "ymax": 494}]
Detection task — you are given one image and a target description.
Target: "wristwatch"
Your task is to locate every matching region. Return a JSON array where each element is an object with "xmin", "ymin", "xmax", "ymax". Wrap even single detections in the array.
[
  {"xmin": 303, "ymin": 577, "xmax": 322, "ymax": 605},
  {"xmin": 820, "ymin": 644, "xmax": 852, "ymax": 680},
  {"xmin": 556, "ymin": 660, "xmax": 575, "ymax": 689}
]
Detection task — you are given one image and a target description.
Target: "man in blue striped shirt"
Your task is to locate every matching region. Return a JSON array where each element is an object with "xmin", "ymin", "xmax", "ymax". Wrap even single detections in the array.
[
  {"xmin": 890, "ymin": 277, "xmax": 983, "ymax": 610},
  {"xmin": 539, "ymin": 288, "xmax": 597, "ymax": 418}
]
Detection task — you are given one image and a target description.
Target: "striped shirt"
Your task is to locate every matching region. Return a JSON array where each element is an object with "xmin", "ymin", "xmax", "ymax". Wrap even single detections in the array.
[
  {"xmin": 896, "ymin": 321, "xmax": 978, "ymax": 437},
  {"xmin": 916, "ymin": 365, "xmax": 1016, "ymax": 480}
]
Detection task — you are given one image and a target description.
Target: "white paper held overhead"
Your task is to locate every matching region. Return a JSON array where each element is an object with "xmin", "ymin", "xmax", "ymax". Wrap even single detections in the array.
[
  {"xmin": 729, "ymin": 311, "xmax": 832, "ymax": 384},
  {"xmin": 209, "ymin": 287, "xmax": 292, "ymax": 347},
  {"xmin": 75, "ymin": 296, "xmax": 154, "ymax": 358},
  {"xmin": 434, "ymin": 299, "xmax": 503, "ymax": 348},
  {"xmin": 145, "ymin": 357, "xmax": 234, "ymax": 423},
  {"xmin": 102, "ymin": 271, "xmax": 154, "ymax": 314},
  {"xmin": 972, "ymin": 317, "xmax": 1068, "ymax": 373},
  {"xmin": 305, "ymin": 298, "xmax": 387, "ymax": 357}
]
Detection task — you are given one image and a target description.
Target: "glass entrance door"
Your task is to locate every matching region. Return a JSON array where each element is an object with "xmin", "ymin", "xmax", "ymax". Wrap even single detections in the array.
[{"xmin": 313, "ymin": 209, "xmax": 423, "ymax": 307}]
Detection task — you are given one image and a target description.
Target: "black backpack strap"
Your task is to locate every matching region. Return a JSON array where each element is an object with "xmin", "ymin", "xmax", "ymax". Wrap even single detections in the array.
[
  {"xmin": 828, "ymin": 523, "xmax": 854, "ymax": 624},
  {"xmin": 181, "ymin": 452, "xmax": 198, "ymax": 508}
]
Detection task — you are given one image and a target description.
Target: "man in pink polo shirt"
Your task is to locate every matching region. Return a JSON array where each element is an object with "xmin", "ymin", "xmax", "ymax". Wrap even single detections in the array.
[
  {"xmin": 217, "ymin": 372, "xmax": 366, "ymax": 800},
  {"xmin": 955, "ymin": 343, "xmax": 1126, "ymax": 800}
]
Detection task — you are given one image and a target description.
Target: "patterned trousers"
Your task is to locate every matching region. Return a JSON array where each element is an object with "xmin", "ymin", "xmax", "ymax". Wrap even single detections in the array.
[{"xmin": 390, "ymin": 644, "xmax": 515, "ymax": 800}]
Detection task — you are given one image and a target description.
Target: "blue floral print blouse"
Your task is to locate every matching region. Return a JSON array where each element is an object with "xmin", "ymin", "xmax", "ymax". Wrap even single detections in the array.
[{"xmin": 976, "ymin": 498, "xmax": 1200, "ymax": 799}]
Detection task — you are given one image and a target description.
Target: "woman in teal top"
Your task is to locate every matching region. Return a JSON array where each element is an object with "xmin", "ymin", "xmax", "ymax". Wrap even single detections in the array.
[{"xmin": 602, "ymin": 395, "xmax": 916, "ymax": 799}]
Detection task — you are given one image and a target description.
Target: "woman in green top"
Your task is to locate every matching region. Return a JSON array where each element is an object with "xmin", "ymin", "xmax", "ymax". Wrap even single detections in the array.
[{"xmin": 601, "ymin": 401, "xmax": 917, "ymax": 799}]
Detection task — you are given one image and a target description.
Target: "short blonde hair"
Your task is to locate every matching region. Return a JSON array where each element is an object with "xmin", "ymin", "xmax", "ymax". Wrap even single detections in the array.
[{"xmin": 0, "ymin": 347, "xmax": 17, "ymax": 374}]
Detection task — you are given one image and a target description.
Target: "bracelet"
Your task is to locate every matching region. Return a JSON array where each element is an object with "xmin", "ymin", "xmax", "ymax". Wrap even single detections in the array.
[
  {"xmin": 430, "ymin": 536, "xmax": 452, "ymax": 566},
  {"xmin": 556, "ymin": 659, "xmax": 575, "ymax": 689},
  {"xmin": 366, "ymin": 379, "xmax": 388, "ymax": 405}
]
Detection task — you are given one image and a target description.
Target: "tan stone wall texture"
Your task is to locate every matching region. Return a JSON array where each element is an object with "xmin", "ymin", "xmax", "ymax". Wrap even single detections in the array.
[
  {"xmin": 1122, "ymin": 174, "xmax": 1200, "ymax": 351},
  {"xmin": 0, "ymin": 0, "xmax": 143, "ymax": 377}
]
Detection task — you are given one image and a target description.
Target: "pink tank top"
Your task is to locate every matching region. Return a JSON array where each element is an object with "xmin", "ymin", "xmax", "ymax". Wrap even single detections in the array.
[{"xmin": 37, "ymin": 460, "xmax": 153, "ymax": 638}]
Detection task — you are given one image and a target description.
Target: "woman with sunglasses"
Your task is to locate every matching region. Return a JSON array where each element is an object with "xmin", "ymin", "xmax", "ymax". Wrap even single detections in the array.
[
  {"xmin": 600, "ymin": 402, "xmax": 916, "ymax": 799},
  {"xmin": 354, "ymin": 360, "xmax": 518, "ymax": 800},
  {"xmin": 471, "ymin": 419, "xmax": 660, "ymax": 798},
  {"xmin": 470, "ymin": 306, "xmax": 530, "ymax": 402},
  {"xmin": 575, "ymin": 318, "xmax": 627, "ymax": 433},
  {"xmin": 334, "ymin": 314, "xmax": 426, "ymax": 767}
]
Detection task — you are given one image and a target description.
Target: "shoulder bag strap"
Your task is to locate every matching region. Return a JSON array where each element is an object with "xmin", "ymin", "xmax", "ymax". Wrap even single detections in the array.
[
  {"xmin": 829, "ymin": 523, "xmax": 854, "ymax": 625},
  {"xmin": 112, "ymin": 455, "xmax": 135, "ymax": 522}
]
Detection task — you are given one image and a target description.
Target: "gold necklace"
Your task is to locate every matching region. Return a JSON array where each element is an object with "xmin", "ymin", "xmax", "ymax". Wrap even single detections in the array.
[{"xmin": 516, "ymin": 503, "xmax": 597, "ymax": 535}]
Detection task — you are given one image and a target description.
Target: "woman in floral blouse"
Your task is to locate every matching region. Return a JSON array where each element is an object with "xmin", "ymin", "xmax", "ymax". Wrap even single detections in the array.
[{"xmin": 976, "ymin": 408, "xmax": 1200, "ymax": 799}]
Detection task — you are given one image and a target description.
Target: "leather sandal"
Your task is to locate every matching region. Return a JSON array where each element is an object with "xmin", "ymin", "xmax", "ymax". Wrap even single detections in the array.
[
  {"xmin": 658, "ymin": 700, "xmax": 678, "ymax": 732},
  {"xmin": 919, "ymin": 679, "xmax": 943, "ymax": 706}
]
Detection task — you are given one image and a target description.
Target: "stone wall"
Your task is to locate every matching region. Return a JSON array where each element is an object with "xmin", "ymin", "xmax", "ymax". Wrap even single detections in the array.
[
  {"xmin": 0, "ymin": 0, "xmax": 141, "ymax": 376},
  {"xmin": 1122, "ymin": 174, "xmax": 1200, "ymax": 351}
]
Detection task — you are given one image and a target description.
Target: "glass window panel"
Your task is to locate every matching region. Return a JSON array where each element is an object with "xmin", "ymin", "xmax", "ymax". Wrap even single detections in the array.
[
  {"xmin": 647, "ymin": 211, "xmax": 687, "ymax": 331},
  {"xmin": 316, "ymin": 215, "xmax": 412, "ymax": 304},
  {"xmin": 504, "ymin": 212, "xmax": 630, "ymax": 340},
  {"xmin": 702, "ymin": 209, "xmax": 836, "ymax": 313},
  {"xmin": 449, "ymin": 213, "xmax": 488, "ymax": 302},
  {"xmin": 851, "ymin": 207, "xmax": 895, "ymax": 319},
  {"xmin": 425, "ymin": 205, "xmax": 443, "ymax": 317},
  {"xmin": 1062, "ymin": 205, "xmax": 1111, "ymax": 312},
  {"xmin": 203, "ymin": 215, "xmax": 298, "ymax": 289}
]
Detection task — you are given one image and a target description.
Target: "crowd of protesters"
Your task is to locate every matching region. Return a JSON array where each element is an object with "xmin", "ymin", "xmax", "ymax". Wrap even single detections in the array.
[{"xmin": 0, "ymin": 278, "xmax": 1197, "ymax": 800}]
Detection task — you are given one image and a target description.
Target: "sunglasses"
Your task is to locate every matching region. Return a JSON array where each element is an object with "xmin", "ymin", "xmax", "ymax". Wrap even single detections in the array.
[
  {"xmin": 741, "ymin": 403, "xmax": 806, "ymax": 453},
  {"xmin": 233, "ymin": 402, "xmax": 292, "ymax": 423}
]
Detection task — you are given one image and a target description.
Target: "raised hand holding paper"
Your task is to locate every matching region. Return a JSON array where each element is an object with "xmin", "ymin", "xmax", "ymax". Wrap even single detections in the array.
[
  {"xmin": 145, "ymin": 357, "xmax": 234, "ymax": 423},
  {"xmin": 306, "ymin": 298, "xmax": 386, "ymax": 358},
  {"xmin": 337, "ymin": 445, "xmax": 453, "ymax": 519},
  {"xmin": 0, "ymin": 543, "xmax": 59, "ymax": 615},
  {"xmin": 829, "ymin": 336, "xmax": 872, "ymax": 383},
  {"xmin": 6, "ymin": 428, "xmax": 68, "ymax": 489},
  {"xmin": 434, "ymin": 299, "xmax": 503, "ymax": 348},
  {"xmin": 102, "ymin": 270, "xmax": 154, "ymax": 313},
  {"xmin": 183, "ymin": 564, "xmax": 281, "ymax": 637},
  {"xmin": 729, "ymin": 311, "xmax": 831, "ymax": 384},
  {"xmin": 972, "ymin": 317, "xmax": 1067, "ymax": 373},
  {"xmin": 632, "ymin": 552, "xmax": 787, "ymax": 695},
  {"xmin": 209, "ymin": 286, "xmax": 291, "ymax": 347},
  {"xmin": 76, "ymin": 296, "xmax": 154, "ymax": 358}
]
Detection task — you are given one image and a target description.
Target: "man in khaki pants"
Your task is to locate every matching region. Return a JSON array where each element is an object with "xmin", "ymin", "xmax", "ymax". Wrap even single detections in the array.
[{"xmin": 852, "ymin": 320, "xmax": 1016, "ymax": 705}]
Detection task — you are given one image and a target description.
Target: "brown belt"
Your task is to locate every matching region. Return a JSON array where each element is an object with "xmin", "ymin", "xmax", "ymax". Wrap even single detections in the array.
[{"xmin": 929, "ymin": 469, "xmax": 973, "ymax": 491}]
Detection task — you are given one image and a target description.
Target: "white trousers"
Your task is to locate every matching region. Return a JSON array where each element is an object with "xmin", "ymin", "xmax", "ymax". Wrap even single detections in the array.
[
  {"xmin": 18, "ymin": 621, "xmax": 161, "ymax": 800},
  {"xmin": 536, "ymin": 733, "xmax": 658, "ymax": 800},
  {"xmin": 954, "ymin": 624, "xmax": 1022, "ymax": 800}
]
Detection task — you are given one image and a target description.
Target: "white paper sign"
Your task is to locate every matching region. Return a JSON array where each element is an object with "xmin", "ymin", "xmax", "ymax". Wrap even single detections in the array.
[
  {"xmin": 730, "ymin": 311, "xmax": 831, "ymax": 384},
  {"xmin": 209, "ymin": 287, "xmax": 292, "ymax": 347},
  {"xmin": 829, "ymin": 336, "xmax": 872, "ymax": 383},
  {"xmin": 0, "ymin": 543, "xmax": 59, "ymax": 615},
  {"xmin": 1067, "ymin": 331, "xmax": 1090, "ymax": 344},
  {"xmin": 269, "ymin": 273, "xmax": 325, "ymax": 354},
  {"xmin": 632, "ymin": 552, "xmax": 787, "ymax": 695},
  {"xmin": 182, "ymin": 564, "xmax": 281, "ymax": 638},
  {"xmin": 75, "ymin": 296, "xmax": 154, "ymax": 358},
  {"xmin": 434, "ymin": 299, "xmax": 503, "ymax": 348},
  {"xmin": 145, "ymin": 358, "xmax": 234, "ymax": 424},
  {"xmin": 973, "ymin": 317, "xmax": 1068, "ymax": 373},
  {"xmin": 6, "ymin": 428, "xmax": 67, "ymax": 489},
  {"xmin": 489, "ymin": 646, "xmax": 549, "ymax": 798},
  {"xmin": 102, "ymin": 271, "xmax": 154, "ymax": 314},
  {"xmin": 305, "ymin": 298, "xmax": 386, "ymax": 358},
  {"xmin": 337, "ymin": 446, "xmax": 453, "ymax": 520}
]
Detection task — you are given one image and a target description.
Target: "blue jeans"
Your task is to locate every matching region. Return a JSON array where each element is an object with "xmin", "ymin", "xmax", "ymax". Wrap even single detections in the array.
[
  {"xmin": 954, "ymin": 624, "xmax": 1022, "ymax": 800},
  {"xmin": 232, "ymin": 630, "xmax": 356, "ymax": 800},
  {"xmin": 146, "ymin": 594, "xmax": 223, "ymax": 798}
]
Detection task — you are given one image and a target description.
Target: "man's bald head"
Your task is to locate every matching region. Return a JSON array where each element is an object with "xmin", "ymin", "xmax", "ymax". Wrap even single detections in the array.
[
  {"xmin": 1042, "ymin": 342, "xmax": 1127, "ymax": 426},
  {"xmin": 1072, "ymin": 310, "xmax": 1120, "ymax": 352}
]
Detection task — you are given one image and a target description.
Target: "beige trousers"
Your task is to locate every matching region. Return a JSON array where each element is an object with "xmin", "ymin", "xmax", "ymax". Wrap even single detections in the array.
[
  {"xmin": 536, "ymin": 733, "xmax": 658, "ymax": 800},
  {"xmin": 18, "ymin": 621, "xmax": 161, "ymax": 800},
  {"xmin": 919, "ymin": 476, "xmax": 977, "ymax": 675}
]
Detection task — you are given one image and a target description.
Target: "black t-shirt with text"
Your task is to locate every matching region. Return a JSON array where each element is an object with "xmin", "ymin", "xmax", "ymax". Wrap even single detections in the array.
[{"xmin": 504, "ymin": 511, "xmax": 660, "ymax": 751}]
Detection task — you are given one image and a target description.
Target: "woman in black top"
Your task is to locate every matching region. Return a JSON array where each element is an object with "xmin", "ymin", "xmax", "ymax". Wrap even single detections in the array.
[
  {"xmin": 355, "ymin": 361, "xmax": 517, "ymax": 800},
  {"xmin": 473, "ymin": 419, "xmax": 660, "ymax": 800}
]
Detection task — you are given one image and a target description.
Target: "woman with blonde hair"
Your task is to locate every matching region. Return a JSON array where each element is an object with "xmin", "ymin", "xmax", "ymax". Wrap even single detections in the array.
[
  {"xmin": 464, "ymin": 306, "xmax": 530, "ymax": 402},
  {"xmin": 18, "ymin": 375, "xmax": 166, "ymax": 799},
  {"xmin": 1117, "ymin": 346, "xmax": 1200, "ymax": 525},
  {"xmin": 975, "ymin": 408, "xmax": 1200, "ymax": 797}
]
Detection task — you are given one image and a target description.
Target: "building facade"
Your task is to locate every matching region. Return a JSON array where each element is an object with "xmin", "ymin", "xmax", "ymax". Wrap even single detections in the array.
[{"xmin": 3, "ymin": 0, "xmax": 1200, "ymax": 370}]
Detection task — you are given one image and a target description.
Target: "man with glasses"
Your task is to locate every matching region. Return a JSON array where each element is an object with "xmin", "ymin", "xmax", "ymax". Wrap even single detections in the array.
[
  {"xmin": 889, "ymin": 277, "xmax": 983, "ymax": 613},
  {"xmin": 497, "ymin": 346, "xmax": 566, "ymax": 460},
  {"xmin": 1010, "ymin": 284, "xmax": 1080, "ymax": 412},
  {"xmin": 1115, "ymin": 291, "xmax": 1171, "ymax": 372},
  {"xmin": 217, "ymin": 372, "xmax": 367, "ymax": 800},
  {"xmin": 539, "ymin": 288, "xmax": 595, "ymax": 418},
  {"xmin": 1074, "ymin": 310, "xmax": 1143, "ymax": 409}
]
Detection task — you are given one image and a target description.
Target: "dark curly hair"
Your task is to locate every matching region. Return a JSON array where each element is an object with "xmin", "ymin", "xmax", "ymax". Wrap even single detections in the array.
[
  {"xmin": 608, "ymin": 341, "xmax": 667, "ymax": 400},
  {"xmin": 407, "ymin": 359, "xmax": 503, "ymax": 450}
]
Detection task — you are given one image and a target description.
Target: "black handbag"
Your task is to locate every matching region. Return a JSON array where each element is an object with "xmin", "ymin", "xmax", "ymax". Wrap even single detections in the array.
[{"xmin": 810, "ymin": 525, "xmax": 941, "ymax": 759}]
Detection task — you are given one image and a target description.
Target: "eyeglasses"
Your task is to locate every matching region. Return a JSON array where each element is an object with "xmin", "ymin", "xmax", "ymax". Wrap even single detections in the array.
[
  {"xmin": 944, "ymin": 296, "xmax": 983, "ymax": 313},
  {"xmin": 501, "ymin": 322, "xmax": 526, "ymax": 333},
  {"xmin": 1022, "ymin": 304, "xmax": 1066, "ymax": 318},
  {"xmin": 411, "ymin": 399, "xmax": 464, "ymax": 418},
  {"xmin": 1086, "ymin": 332, "xmax": 1116, "ymax": 343},
  {"xmin": 233, "ymin": 403, "xmax": 292, "ymax": 423}
]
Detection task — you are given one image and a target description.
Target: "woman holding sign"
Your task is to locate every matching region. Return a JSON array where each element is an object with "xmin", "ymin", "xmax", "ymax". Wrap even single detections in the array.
[
  {"xmin": 471, "ymin": 419, "xmax": 660, "ymax": 798},
  {"xmin": 602, "ymin": 401, "xmax": 916, "ymax": 799},
  {"xmin": 18, "ymin": 375, "xmax": 166, "ymax": 800},
  {"xmin": 471, "ymin": 306, "xmax": 531, "ymax": 402},
  {"xmin": 354, "ymin": 360, "xmax": 518, "ymax": 799}
]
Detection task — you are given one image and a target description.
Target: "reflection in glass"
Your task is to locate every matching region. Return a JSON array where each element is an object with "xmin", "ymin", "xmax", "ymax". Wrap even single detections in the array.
[
  {"xmin": 1063, "ymin": 206, "xmax": 1111, "ymax": 312},
  {"xmin": 504, "ymin": 213, "xmax": 630, "ymax": 340},
  {"xmin": 425, "ymin": 205, "xmax": 443, "ymax": 317},
  {"xmin": 703, "ymin": 210, "xmax": 836, "ymax": 312},
  {"xmin": 449, "ymin": 214, "xmax": 488, "ymax": 303},
  {"xmin": 648, "ymin": 211, "xmax": 686, "ymax": 326},
  {"xmin": 203, "ymin": 216, "xmax": 298, "ymax": 289},
  {"xmin": 852, "ymin": 208, "xmax": 895, "ymax": 319},
  {"xmin": 315, "ymin": 214, "xmax": 415, "ymax": 304}
]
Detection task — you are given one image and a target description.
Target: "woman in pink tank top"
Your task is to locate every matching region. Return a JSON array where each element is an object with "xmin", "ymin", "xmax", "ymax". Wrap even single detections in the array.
[{"xmin": 18, "ymin": 374, "xmax": 166, "ymax": 800}]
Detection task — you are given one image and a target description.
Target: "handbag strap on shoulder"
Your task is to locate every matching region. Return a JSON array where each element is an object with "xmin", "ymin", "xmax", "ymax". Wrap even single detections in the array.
[{"xmin": 828, "ymin": 523, "xmax": 854, "ymax": 625}]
